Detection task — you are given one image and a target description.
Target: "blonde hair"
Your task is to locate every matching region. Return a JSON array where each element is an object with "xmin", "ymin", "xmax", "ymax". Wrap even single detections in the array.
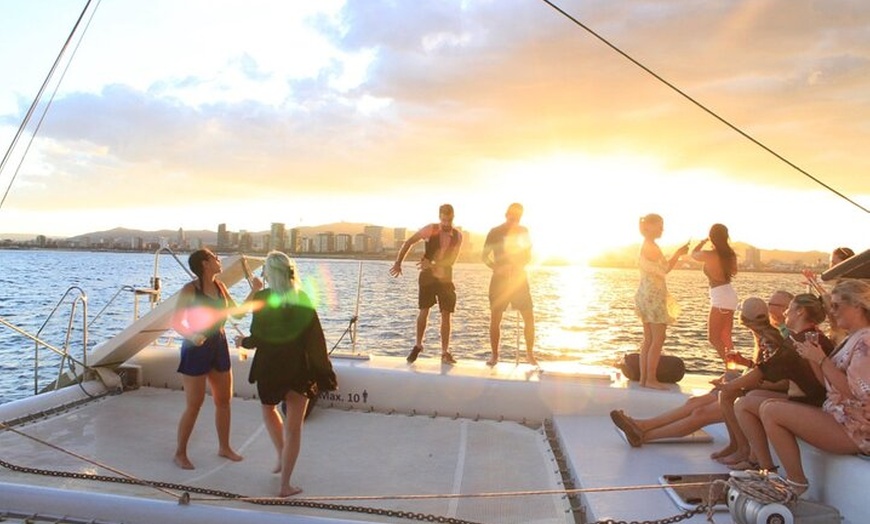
[
  {"xmin": 831, "ymin": 279, "xmax": 870, "ymax": 320},
  {"xmin": 639, "ymin": 213, "xmax": 663, "ymax": 239},
  {"xmin": 263, "ymin": 251, "xmax": 298, "ymax": 295}
]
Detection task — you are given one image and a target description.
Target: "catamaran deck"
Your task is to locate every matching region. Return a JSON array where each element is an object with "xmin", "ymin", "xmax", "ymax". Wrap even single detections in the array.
[
  {"xmin": 0, "ymin": 352, "xmax": 748, "ymax": 524},
  {"xmin": 0, "ymin": 352, "xmax": 861, "ymax": 523},
  {"xmin": 0, "ymin": 387, "xmax": 575, "ymax": 524}
]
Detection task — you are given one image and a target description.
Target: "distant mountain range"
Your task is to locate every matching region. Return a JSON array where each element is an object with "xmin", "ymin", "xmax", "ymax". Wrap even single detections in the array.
[
  {"xmin": 589, "ymin": 241, "xmax": 830, "ymax": 268},
  {"xmin": 60, "ymin": 222, "xmax": 394, "ymax": 244},
  {"xmin": 3, "ymin": 225, "xmax": 831, "ymax": 267}
]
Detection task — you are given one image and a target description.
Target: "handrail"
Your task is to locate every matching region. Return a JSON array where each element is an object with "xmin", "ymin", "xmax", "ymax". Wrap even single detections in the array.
[
  {"xmin": 2, "ymin": 248, "xmax": 260, "ymax": 398},
  {"xmin": 88, "ymin": 285, "xmax": 136, "ymax": 328},
  {"xmin": 154, "ymin": 246, "xmax": 194, "ymax": 281},
  {"xmin": 53, "ymin": 294, "xmax": 89, "ymax": 392},
  {"xmin": 0, "ymin": 318, "xmax": 78, "ymax": 361},
  {"xmin": 33, "ymin": 286, "xmax": 90, "ymax": 395},
  {"xmin": 148, "ymin": 246, "xmax": 194, "ymax": 312}
]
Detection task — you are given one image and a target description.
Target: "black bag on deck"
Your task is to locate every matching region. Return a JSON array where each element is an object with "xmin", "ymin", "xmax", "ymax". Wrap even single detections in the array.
[{"xmin": 621, "ymin": 353, "xmax": 685, "ymax": 383}]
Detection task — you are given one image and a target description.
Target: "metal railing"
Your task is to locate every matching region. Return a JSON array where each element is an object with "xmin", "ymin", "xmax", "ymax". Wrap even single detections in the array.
[
  {"xmin": 0, "ymin": 247, "xmax": 197, "ymax": 396},
  {"xmin": 32, "ymin": 286, "xmax": 89, "ymax": 395}
]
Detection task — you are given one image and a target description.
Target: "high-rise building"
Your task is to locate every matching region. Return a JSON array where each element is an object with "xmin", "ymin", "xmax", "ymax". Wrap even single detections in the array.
[
  {"xmin": 239, "ymin": 231, "xmax": 252, "ymax": 252},
  {"xmin": 393, "ymin": 227, "xmax": 407, "ymax": 250},
  {"xmin": 354, "ymin": 233, "xmax": 370, "ymax": 253},
  {"xmin": 335, "ymin": 233, "xmax": 353, "ymax": 253},
  {"xmin": 364, "ymin": 225, "xmax": 384, "ymax": 253},
  {"xmin": 289, "ymin": 228, "xmax": 300, "ymax": 253},
  {"xmin": 316, "ymin": 232, "xmax": 335, "ymax": 253},
  {"xmin": 270, "ymin": 223, "xmax": 286, "ymax": 252},
  {"xmin": 217, "ymin": 223, "xmax": 229, "ymax": 251}
]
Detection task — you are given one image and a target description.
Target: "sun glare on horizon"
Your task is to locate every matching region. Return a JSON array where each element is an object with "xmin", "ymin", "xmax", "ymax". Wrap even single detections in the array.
[{"xmin": 473, "ymin": 152, "xmax": 677, "ymax": 266}]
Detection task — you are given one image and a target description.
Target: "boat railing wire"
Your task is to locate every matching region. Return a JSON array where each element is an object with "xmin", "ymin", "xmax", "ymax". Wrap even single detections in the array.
[
  {"xmin": 0, "ymin": 0, "xmax": 101, "ymax": 211},
  {"xmin": 539, "ymin": 0, "xmax": 868, "ymax": 216}
]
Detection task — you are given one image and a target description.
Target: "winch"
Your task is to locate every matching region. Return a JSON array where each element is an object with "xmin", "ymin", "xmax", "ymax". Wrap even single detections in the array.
[{"xmin": 727, "ymin": 472, "xmax": 841, "ymax": 524}]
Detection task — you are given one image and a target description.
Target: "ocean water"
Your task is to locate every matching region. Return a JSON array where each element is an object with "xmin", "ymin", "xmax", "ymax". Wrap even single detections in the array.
[{"xmin": 0, "ymin": 250, "xmax": 809, "ymax": 404}]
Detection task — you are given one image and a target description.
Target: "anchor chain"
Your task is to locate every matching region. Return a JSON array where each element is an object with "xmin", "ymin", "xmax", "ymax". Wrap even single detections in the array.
[
  {"xmin": 591, "ymin": 503, "xmax": 710, "ymax": 524},
  {"xmin": 0, "ymin": 457, "xmax": 483, "ymax": 524}
]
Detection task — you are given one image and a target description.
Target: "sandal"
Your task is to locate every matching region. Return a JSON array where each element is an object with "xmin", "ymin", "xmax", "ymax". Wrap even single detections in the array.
[
  {"xmin": 441, "ymin": 352, "xmax": 457, "ymax": 365},
  {"xmin": 407, "ymin": 345, "xmax": 423, "ymax": 363},
  {"xmin": 762, "ymin": 473, "xmax": 809, "ymax": 498},
  {"xmin": 784, "ymin": 478, "xmax": 809, "ymax": 497}
]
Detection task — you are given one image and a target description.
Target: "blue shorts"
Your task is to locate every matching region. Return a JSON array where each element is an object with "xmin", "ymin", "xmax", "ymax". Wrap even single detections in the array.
[{"xmin": 177, "ymin": 330, "xmax": 231, "ymax": 376}]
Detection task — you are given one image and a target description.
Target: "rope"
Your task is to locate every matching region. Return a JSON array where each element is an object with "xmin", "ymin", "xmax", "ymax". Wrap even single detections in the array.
[
  {"xmin": 725, "ymin": 470, "xmax": 797, "ymax": 506},
  {"xmin": 328, "ymin": 315, "xmax": 357, "ymax": 355},
  {"xmin": 0, "ymin": 420, "xmax": 180, "ymax": 501},
  {"xmin": 0, "ymin": 420, "xmax": 722, "ymax": 524},
  {"xmin": 252, "ymin": 480, "xmax": 716, "ymax": 502},
  {"xmin": 539, "ymin": 0, "xmax": 870, "ymax": 215}
]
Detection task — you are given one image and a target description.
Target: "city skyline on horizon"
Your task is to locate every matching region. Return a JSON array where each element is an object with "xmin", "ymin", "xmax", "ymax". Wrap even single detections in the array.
[{"xmin": 4, "ymin": 219, "xmax": 843, "ymax": 266}]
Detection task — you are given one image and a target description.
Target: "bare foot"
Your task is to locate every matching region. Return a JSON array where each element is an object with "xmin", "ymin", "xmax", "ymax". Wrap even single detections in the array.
[
  {"xmin": 279, "ymin": 485, "xmax": 303, "ymax": 497},
  {"xmin": 219, "ymin": 449, "xmax": 244, "ymax": 462},
  {"xmin": 642, "ymin": 380, "xmax": 669, "ymax": 390},
  {"xmin": 717, "ymin": 450, "xmax": 749, "ymax": 465},
  {"xmin": 527, "ymin": 355, "xmax": 539, "ymax": 366},
  {"xmin": 272, "ymin": 462, "xmax": 282, "ymax": 474},
  {"xmin": 174, "ymin": 454, "xmax": 195, "ymax": 470},
  {"xmin": 710, "ymin": 445, "xmax": 736, "ymax": 460}
]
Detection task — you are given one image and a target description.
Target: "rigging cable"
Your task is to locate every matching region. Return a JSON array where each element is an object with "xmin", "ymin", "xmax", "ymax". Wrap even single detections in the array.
[
  {"xmin": 0, "ymin": 0, "xmax": 101, "ymax": 211},
  {"xmin": 539, "ymin": 0, "xmax": 869, "ymax": 215}
]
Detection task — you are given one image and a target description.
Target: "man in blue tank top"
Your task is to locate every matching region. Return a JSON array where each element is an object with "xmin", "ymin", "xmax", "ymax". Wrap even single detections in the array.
[{"xmin": 390, "ymin": 204, "xmax": 464, "ymax": 365}]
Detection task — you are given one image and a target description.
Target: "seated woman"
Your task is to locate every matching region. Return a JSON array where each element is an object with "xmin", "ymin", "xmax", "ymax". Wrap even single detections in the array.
[
  {"xmin": 609, "ymin": 294, "xmax": 784, "ymax": 448},
  {"xmin": 803, "ymin": 246, "xmax": 855, "ymax": 345},
  {"xmin": 760, "ymin": 279, "xmax": 870, "ymax": 497},
  {"xmin": 724, "ymin": 293, "xmax": 834, "ymax": 469}
]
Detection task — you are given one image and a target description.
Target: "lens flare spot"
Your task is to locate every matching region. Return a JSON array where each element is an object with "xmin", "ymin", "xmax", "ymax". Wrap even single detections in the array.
[
  {"xmin": 300, "ymin": 264, "xmax": 337, "ymax": 313},
  {"xmin": 266, "ymin": 293, "xmax": 283, "ymax": 308},
  {"xmin": 181, "ymin": 306, "xmax": 223, "ymax": 333}
]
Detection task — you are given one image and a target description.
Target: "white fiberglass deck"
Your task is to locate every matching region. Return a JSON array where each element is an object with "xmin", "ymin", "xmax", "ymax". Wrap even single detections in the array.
[
  {"xmin": 0, "ymin": 385, "xmax": 572, "ymax": 524},
  {"xmin": 2, "ymin": 350, "xmax": 864, "ymax": 524},
  {"xmin": 555, "ymin": 414, "xmax": 734, "ymax": 523}
]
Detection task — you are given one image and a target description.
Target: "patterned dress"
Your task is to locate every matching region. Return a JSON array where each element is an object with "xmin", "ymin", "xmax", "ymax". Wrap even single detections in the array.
[
  {"xmin": 824, "ymin": 326, "xmax": 870, "ymax": 453},
  {"xmin": 635, "ymin": 255, "xmax": 679, "ymax": 324}
]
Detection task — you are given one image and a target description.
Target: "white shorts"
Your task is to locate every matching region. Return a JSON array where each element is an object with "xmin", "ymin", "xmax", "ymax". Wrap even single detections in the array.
[{"xmin": 709, "ymin": 283, "xmax": 738, "ymax": 310}]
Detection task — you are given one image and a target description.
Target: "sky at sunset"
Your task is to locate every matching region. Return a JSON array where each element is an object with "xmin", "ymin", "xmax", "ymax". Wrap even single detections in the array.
[{"xmin": 0, "ymin": 0, "xmax": 868, "ymax": 263}]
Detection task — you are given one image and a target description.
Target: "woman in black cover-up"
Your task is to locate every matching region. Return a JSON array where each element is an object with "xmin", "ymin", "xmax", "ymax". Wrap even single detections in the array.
[{"xmin": 237, "ymin": 251, "xmax": 337, "ymax": 497}]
